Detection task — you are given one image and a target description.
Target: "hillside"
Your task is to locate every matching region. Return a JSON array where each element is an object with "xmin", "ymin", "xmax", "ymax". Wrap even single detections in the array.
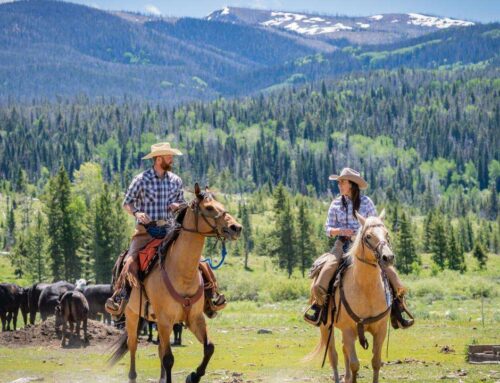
[{"xmin": 0, "ymin": 1, "xmax": 496, "ymax": 101}]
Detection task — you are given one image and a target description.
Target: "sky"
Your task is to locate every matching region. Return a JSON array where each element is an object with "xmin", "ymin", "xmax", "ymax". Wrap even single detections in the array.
[{"xmin": 65, "ymin": 0, "xmax": 499, "ymax": 22}]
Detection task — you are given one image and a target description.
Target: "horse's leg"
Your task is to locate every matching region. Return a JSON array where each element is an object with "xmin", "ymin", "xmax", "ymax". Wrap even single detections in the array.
[
  {"xmin": 342, "ymin": 330, "xmax": 359, "ymax": 383},
  {"xmin": 126, "ymin": 307, "xmax": 141, "ymax": 383},
  {"xmin": 320, "ymin": 324, "xmax": 339, "ymax": 383},
  {"xmin": 371, "ymin": 326, "xmax": 387, "ymax": 383},
  {"xmin": 156, "ymin": 320, "xmax": 174, "ymax": 383},
  {"xmin": 186, "ymin": 314, "xmax": 214, "ymax": 383}
]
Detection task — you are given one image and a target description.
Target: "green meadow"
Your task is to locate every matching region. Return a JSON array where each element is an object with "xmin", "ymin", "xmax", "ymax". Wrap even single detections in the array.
[{"xmin": 0, "ymin": 253, "xmax": 499, "ymax": 383}]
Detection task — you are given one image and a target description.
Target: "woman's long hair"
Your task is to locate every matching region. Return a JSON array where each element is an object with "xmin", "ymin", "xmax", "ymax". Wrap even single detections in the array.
[{"xmin": 341, "ymin": 181, "xmax": 361, "ymax": 225}]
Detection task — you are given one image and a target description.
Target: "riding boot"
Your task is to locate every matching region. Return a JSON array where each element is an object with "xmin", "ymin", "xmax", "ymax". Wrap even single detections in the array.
[
  {"xmin": 390, "ymin": 295, "xmax": 414, "ymax": 329},
  {"xmin": 105, "ymin": 283, "xmax": 132, "ymax": 318}
]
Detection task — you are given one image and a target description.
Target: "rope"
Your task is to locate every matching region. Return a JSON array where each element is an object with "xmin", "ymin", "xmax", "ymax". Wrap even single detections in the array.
[{"xmin": 201, "ymin": 241, "xmax": 227, "ymax": 270}]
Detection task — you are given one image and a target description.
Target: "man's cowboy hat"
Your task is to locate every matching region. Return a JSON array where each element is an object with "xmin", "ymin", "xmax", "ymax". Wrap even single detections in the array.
[
  {"xmin": 329, "ymin": 167, "xmax": 368, "ymax": 190},
  {"xmin": 142, "ymin": 142, "xmax": 183, "ymax": 159}
]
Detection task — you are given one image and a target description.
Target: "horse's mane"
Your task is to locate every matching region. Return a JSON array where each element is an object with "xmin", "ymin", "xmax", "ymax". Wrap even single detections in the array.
[
  {"xmin": 345, "ymin": 216, "xmax": 384, "ymax": 259},
  {"xmin": 175, "ymin": 204, "xmax": 189, "ymax": 224}
]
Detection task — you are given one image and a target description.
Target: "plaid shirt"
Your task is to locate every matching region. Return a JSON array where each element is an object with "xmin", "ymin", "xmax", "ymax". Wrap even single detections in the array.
[
  {"xmin": 123, "ymin": 168, "xmax": 185, "ymax": 222},
  {"xmin": 325, "ymin": 195, "xmax": 377, "ymax": 236}
]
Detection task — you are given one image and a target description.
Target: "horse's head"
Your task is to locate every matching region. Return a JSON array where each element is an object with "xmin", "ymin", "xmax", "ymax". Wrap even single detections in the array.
[
  {"xmin": 185, "ymin": 183, "xmax": 242, "ymax": 240},
  {"xmin": 355, "ymin": 209, "xmax": 395, "ymax": 267}
]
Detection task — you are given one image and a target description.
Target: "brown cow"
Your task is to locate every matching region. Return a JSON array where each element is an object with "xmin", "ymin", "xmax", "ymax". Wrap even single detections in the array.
[{"xmin": 55, "ymin": 290, "xmax": 89, "ymax": 347}]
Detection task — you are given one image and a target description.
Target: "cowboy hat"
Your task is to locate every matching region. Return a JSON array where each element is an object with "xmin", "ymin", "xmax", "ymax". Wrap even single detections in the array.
[
  {"xmin": 142, "ymin": 142, "xmax": 183, "ymax": 159},
  {"xmin": 329, "ymin": 167, "xmax": 368, "ymax": 190}
]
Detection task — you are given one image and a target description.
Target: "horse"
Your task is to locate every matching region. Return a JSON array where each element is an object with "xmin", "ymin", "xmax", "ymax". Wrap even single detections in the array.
[
  {"xmin": 109, "ymin": 183, "xmax": 242, "ymax": 383},
  {"xmin": 311, "ymin": 210, "xmax": 394, "ymax": 383}
]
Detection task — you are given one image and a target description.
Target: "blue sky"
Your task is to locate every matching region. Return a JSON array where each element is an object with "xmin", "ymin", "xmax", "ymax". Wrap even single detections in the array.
[{"xmin": 68, "ymin": 0, "xmax": 499, "ymax": 22}]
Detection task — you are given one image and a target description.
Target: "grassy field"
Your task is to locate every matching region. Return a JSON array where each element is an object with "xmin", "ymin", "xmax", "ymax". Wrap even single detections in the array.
[{"xmin": 0, "ymin": 252, "xmax": 499, "ymax": 382}]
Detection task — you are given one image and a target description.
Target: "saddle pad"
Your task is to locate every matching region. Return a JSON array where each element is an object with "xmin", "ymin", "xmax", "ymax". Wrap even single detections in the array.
[{"xmin": 139, "ymin": 238, "xmax": 164, "ymax": 272}]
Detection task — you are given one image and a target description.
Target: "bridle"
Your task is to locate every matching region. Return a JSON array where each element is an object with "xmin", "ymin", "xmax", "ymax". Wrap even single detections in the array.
[
  {"xmin": 358, "ymin": 223, "xmax": 391, "ymax": 268},
  {"xmin": 181, "ymin": 196, "xmax": 228, "ymax": 241}
]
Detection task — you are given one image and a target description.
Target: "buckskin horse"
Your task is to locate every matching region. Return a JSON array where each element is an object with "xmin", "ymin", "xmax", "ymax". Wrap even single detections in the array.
[
  {"xmin": 310, "ymin": 210, "xmax": 394, "ymax": 383},
  {"xmin": 110, "ymin": 184, "xmax": 242, "ymax": 383}
]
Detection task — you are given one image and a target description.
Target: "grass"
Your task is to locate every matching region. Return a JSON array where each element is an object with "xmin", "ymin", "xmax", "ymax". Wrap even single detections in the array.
[{"xmin": 0, "ymin": 252, "xmax": 499, "ymax": 382}]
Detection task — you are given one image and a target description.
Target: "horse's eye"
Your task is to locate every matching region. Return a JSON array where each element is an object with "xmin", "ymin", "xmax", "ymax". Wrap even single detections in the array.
[
  {"xmin": 366, "ymin": 234, "xmax": 371, "ymax": 240},
  {"xmin": 205, "ymin": 206, "xmax": 214, "ymax": 212}
]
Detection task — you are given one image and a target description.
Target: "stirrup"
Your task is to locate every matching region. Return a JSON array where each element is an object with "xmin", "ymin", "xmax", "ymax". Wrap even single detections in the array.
[
  {"xmin": 303, "ymin": 303, "xmax": 323, "ymax": 327},
  {"xmin": 105, "ymin": 297, "xmax": 127, "ymax": 317}
]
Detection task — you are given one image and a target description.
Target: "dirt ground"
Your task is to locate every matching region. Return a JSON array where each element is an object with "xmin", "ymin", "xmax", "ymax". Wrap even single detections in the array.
[{"xmin": 0, "ymin": 318, "xmax": 122, "ymax": 348}]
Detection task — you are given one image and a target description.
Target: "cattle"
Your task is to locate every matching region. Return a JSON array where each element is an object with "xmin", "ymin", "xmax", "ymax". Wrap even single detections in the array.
[
  {"xmin": 0, "ymin": 283, "xmax": 28, "ymax": 331},
  {"xmin": 55, "ymin": 290, "xmax": 89, "ymax": 347},
  {"xmin": 25, "ymin": 282, "xmax": 50, "ymax": 325},
  {"xmin": 81, "ymin": 284, "xmax": 113, "ymax": 324},
  {"xmin": 38, "ymin": 281, "xmax": 75, "ymax": 321}
]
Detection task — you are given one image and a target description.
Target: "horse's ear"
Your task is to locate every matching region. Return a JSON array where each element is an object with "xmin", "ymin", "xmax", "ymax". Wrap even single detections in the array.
[
  {"xmin": 194, "ymin": 183, "xmax": 201, "ymax": 197},
  {"xmin": 205, "ymin": 185, "xmax": 210, "ymax": 193},
  {"xmin": 355, "ymin": 211, "xmax": 366, "ymax": 226},
  {"xmin": 379, "ymin": 209, "xmax": 386, "ymax": 221}
]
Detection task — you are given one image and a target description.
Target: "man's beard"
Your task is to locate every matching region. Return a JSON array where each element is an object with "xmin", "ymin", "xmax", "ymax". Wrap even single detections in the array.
[{"xmin": 160, "ymin": 159, "xmax": 172, "ymax": 172}]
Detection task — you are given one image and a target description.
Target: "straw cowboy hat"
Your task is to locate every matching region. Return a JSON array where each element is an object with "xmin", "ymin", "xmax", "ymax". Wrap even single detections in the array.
[
  {"xmin": 142, "ymin": 142, "xmax": 183, "ymax": 159},
  {"xmin": 329, "ymin": 167, "xmax": 368, "ymax": 190}
]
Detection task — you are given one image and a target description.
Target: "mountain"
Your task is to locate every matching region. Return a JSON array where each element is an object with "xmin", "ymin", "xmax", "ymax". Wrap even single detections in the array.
[
  {"xmin": 0, "ymin": 0, "xmax": 497, "ymax": 102},
  {"xmin": 206, "ymin": 7, "xmax": 475, "ymax": 45}
]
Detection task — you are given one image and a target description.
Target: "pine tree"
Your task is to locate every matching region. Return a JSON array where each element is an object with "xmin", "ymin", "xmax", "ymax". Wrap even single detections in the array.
[
  {"xmin": 395, "ymin": 212, "xmax": 419, "ymax": 274},
  {"xmin": 45, "ymin": 165, "xmax": 82, "ymax": 281},
  {"xmin": 93, "ymin": 183, "xmax": 123, "ymax": 284},
  {"xmin": 239, "ymin": 203, "xmax": 253, "ymax": 270},
  {"xmin": 9, "ymin": 233, "xmax": 28, "ymax": 278},
  {"xmin": 296, "ymin": 198, "xmax": 315, "ymax": 277},
  {"xmin": 270, "ymin": 184, "xmax": 296, "ymax": 277},
  {"xmin": 472, "ymin": 243, "xmax": 488, "ymax": 269},
  {"xmin": 446, "ymin": 227, "xmax": 466, "ymax": 273},
  {"xmin": 487, "ymin": 182, "xmax": 498, "ymax": 220},
  {"xmin": 423, "ymin": 210, "xmax": 434, "ymax": 252},
  {"xmin": 5, "ymin": 197, "xmax": 15, "ymax": 250},
  {"xmin": 431, "ymin": 214, "xmax": 447, "ymax": 270}
]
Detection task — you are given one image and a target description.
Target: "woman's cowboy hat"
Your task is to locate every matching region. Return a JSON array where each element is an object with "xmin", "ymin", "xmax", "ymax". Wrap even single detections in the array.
[
  {"xmin": 142, "ymin": 142, "xmax": 183, "ymax": 159},
  {"xmin": 329, "ymin": 167, "xmax": 368, "ymax": 190}
]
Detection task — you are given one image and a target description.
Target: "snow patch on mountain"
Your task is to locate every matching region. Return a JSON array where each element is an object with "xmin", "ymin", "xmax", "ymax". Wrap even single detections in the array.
[
  {"xmin": 262, "ymin": 12, "xmax": 352, "ymax": 35},
  {"xmin": 407, "ymin": 13, "xmax": 474, "ymax": 28},
  {"xmin": 356, "ymin": 22, "xmax": 370, "ymax": 29},
  {"xmin": 369, "ymin": 15, "xmax": 384, "ymax": 21}
]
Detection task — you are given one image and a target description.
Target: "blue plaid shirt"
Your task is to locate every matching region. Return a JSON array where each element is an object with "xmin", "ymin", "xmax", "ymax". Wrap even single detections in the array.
[
  {"xmin": 123, "ymin": 168, "xmax": 185, "ymax": 222},
  {"xmin": 325, "ymin": 195, "xmax": 377, "ymax": 236}
]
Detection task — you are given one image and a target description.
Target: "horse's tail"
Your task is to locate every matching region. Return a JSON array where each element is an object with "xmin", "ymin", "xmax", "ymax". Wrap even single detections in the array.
[
  {"xmin": 303, "ymin": 324, "xmax": 330, "ymax": 363},
  {"xmin": 108, "ymin": 317, "xmax": 145, "ymax": 366},
  {"xmin": 108, "ymin": 332, "xmax": 129, "ymax": 366}
]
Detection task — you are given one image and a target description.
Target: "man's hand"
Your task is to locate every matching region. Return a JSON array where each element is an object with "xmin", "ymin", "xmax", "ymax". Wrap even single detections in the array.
[
  {"xmin": 134, "ymin": 212, "xmax": 151, "ymax": 225},
  {"xmin": 168, "ymin": 202, "xmax": 181, "ymax": 212}
]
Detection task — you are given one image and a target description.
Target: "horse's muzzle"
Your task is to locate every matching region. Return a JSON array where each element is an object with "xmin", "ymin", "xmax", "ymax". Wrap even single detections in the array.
[
  {"xmin": 223, "ymin": 224, "xmax": 242, "ymax": 240},
  {"xmin": 381, "ymin": 253, "xmax": 395, "ymax": 265}
]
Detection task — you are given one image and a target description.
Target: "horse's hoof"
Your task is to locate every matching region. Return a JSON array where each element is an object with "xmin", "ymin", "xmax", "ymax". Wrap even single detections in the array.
[{"xmin": 186, "ymin": 372, "xmax": 199, "ymax": 383}]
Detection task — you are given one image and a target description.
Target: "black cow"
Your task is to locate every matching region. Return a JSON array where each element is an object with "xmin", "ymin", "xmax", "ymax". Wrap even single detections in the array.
[
  {"xmin": 55, "ymin": 290, "xmax": 89, "ymax": 347},
  {"xmin": 0, "ymin": 283, "xmax": 28, "ymax": 331},
  {"xmin": 82, "ymin": 284, "xmax": 112, "ymax": 324},
  {"xmin": 38, "ymin": 281, "xmax": 75, "ymax": 321},
  {"xmin": 26, "ymin": 282, "xmax": 50, "ymax": 325}
]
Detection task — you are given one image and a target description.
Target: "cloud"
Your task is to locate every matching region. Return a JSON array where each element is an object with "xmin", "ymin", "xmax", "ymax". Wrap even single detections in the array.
[
  {"xmin": 145, "ymin": 4, "xmax": 162, "ymax": 16},
  {"xmin": 0, "ymin": 0, "xmax": 16, "ymax": 4}
]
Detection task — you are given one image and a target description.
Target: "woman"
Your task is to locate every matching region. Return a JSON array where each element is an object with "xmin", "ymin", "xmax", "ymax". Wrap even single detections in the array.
[{"xmin": 304, "ymin": 167, "xmax": 413, "ymax": 329}]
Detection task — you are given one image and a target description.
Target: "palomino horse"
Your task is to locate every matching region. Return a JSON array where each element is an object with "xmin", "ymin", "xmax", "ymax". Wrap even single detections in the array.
[
  {"xmin": 110, "ymin": 184, "xmax": 242, "ymax": 383},
  {"xmin": 312, "ymin": 210, "xmax": 394, "ymax": 383}
]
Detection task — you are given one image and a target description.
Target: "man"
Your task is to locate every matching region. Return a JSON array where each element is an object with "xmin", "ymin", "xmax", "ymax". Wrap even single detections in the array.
[{"xmin": 106, "ymin": 142, "xmax": 185, "ymax": 316}]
